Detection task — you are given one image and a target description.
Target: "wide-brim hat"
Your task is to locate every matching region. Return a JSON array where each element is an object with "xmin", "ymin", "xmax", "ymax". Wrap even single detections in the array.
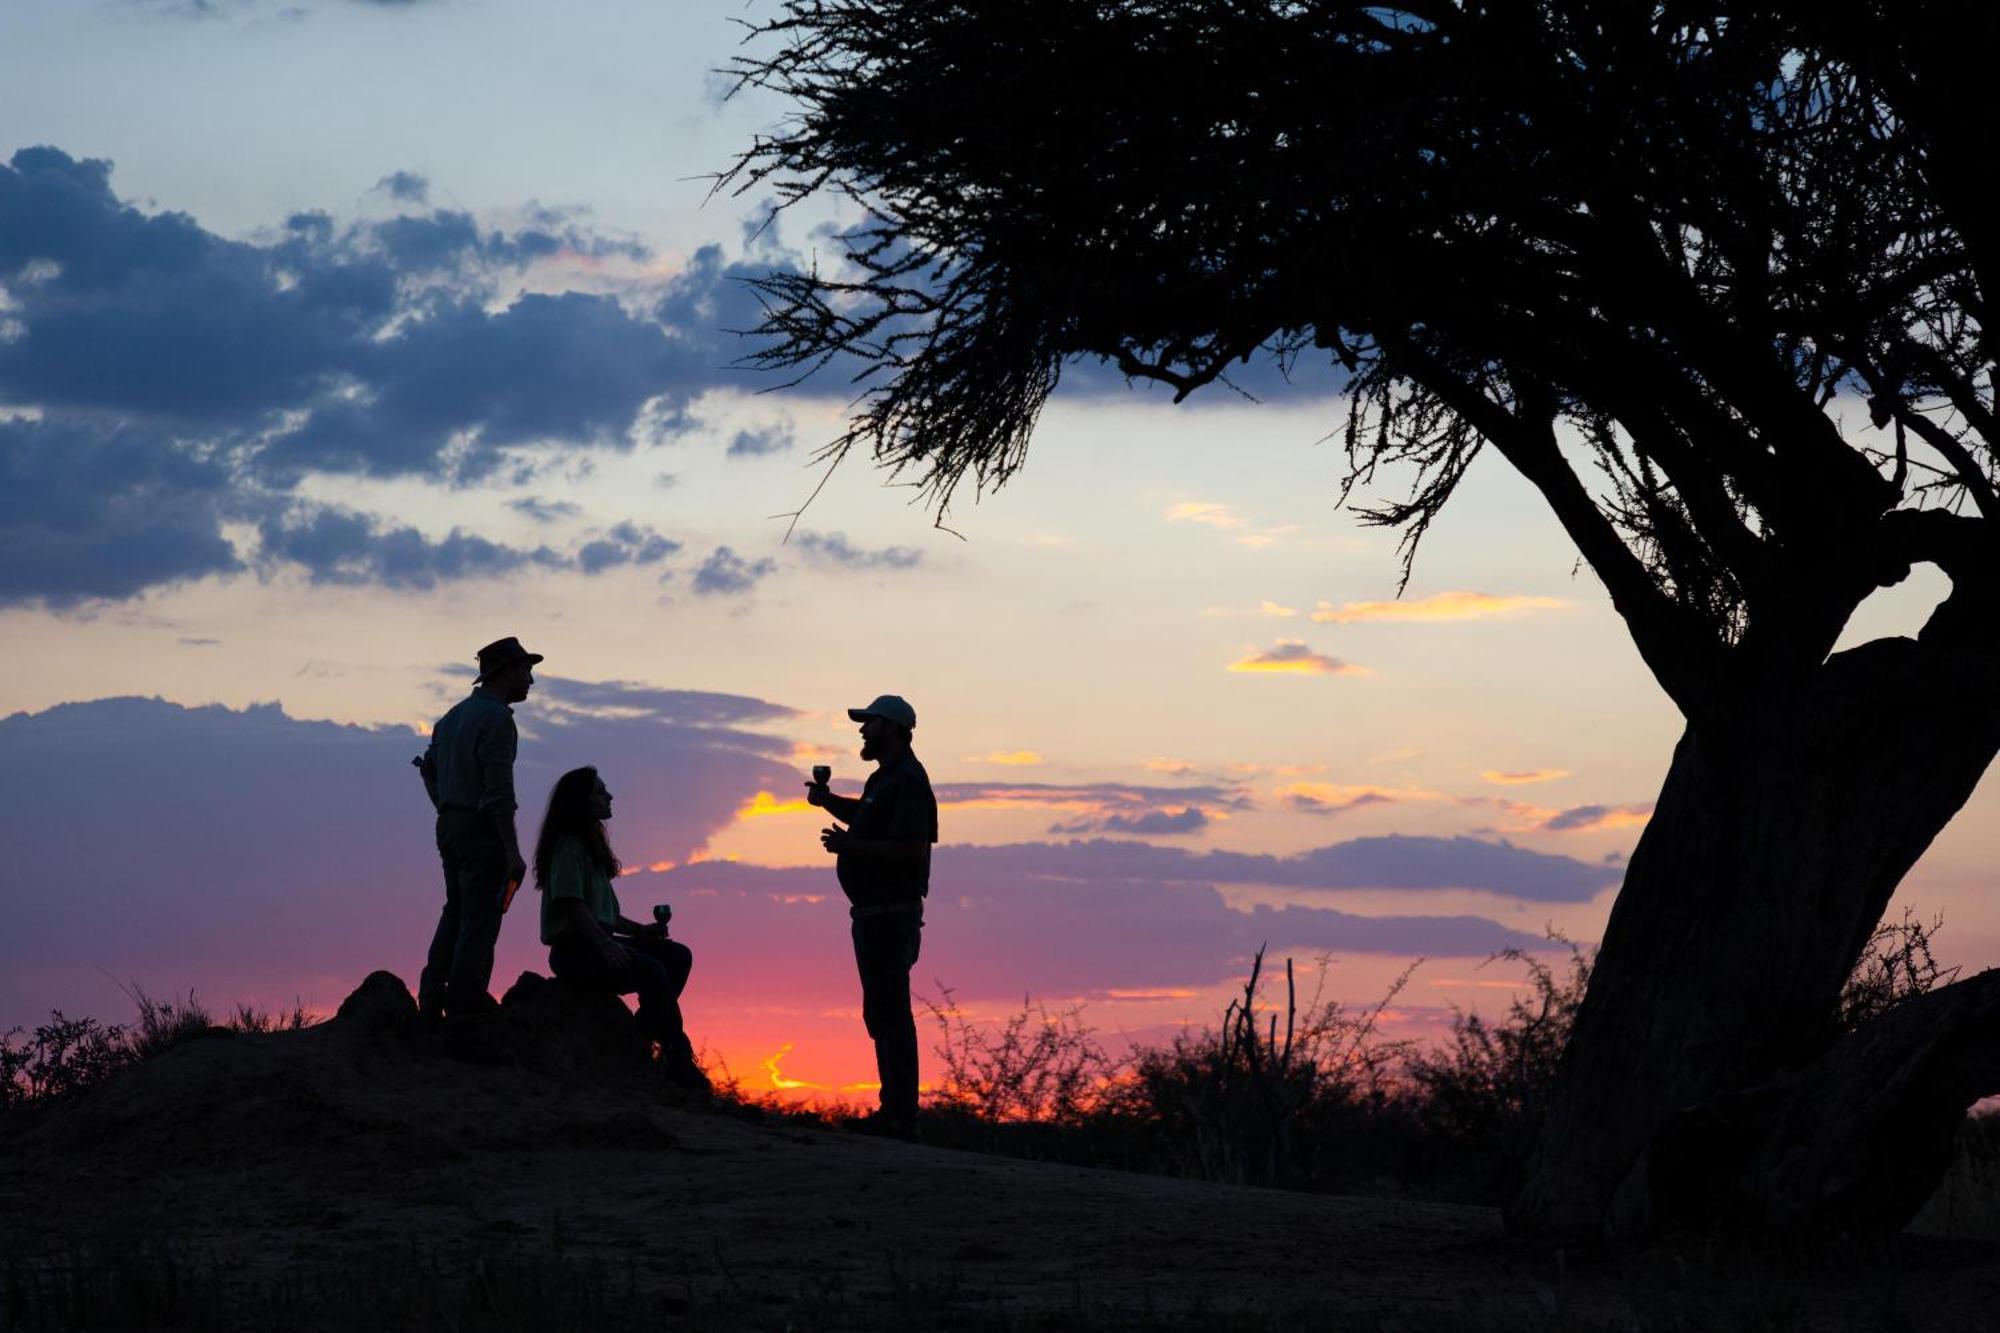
[
  {"xmin": 847, "ymin": 694, "xmax": 916, "ymax": 730},
  {"xmin": 476, "ymin": 636, "xmax": 544, "ymax": 680}
]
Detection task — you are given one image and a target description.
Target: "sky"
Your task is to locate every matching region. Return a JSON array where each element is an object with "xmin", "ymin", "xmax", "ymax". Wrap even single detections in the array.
[{"xmin": 3, "ymin": 0, "xmax": 1995, "ymax": 1102}]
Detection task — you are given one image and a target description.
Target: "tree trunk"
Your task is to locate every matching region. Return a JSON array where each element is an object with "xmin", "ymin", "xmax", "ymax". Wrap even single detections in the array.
[
  {"xmin": 1507, "ymin": 635, "xmax": 2000, "ymax": 1238},
  {"xmin": 1640, "ymin": 965, "xmax": 2000, "ymax": 1238}
]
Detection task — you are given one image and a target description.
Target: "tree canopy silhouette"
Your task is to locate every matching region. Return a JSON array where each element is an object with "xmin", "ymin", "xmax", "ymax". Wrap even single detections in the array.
[{"xmin": 725, "ymin": 1, "xmax": 2000, "ymax": 1239}]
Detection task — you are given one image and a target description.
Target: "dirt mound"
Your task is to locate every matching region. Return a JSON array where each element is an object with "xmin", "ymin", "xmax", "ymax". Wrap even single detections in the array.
[
  {"xmin": 15, "ymin": 970, "xmax": 683, "ymax": 1171},
  {"xmin": 5, "ymin": 971, "xmax": 1997, "ymax": 1329}
]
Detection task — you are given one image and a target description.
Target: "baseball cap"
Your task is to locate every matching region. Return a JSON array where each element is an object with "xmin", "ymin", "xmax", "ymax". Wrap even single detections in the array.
[{"xmin": 846, "ymin": 694, "xmax": 916, "ymax": 730}]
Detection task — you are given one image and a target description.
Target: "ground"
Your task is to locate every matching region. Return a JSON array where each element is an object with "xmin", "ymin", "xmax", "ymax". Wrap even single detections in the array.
[{"xmin": 2, "ymin": 973, "xmax": 1995, "ymax": 1331}]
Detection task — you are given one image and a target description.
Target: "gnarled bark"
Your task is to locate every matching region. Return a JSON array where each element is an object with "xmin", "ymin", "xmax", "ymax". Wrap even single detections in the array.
[
  {"xmin": 1638, "ymin": 965, "xmax": 2000, "ymax": 1238},
  {"xmin": 1509, "ymin": 634, "xmax": 2000, "ymax": 1237}
]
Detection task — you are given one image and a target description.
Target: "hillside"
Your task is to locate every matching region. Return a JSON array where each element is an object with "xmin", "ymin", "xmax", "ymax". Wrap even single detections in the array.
[{"xmin": 2, "ymin": 973, "xmax": 1994, "ymax": 1331}]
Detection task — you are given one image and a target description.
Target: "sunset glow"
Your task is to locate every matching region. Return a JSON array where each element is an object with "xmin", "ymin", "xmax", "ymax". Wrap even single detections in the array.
[
  {"xmin": 2, "ymin": 0, "xmax": 1994, "ymax": 1114},
  {"xmin": 1310, "ymin": 591, "xmax": 1568, "ymax": 623}
]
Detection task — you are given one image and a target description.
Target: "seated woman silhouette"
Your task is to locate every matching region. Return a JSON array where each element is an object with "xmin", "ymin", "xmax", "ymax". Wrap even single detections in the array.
[{"xmin": 535, "ymin": 766, "xmax": 709, "ymax": 1092}]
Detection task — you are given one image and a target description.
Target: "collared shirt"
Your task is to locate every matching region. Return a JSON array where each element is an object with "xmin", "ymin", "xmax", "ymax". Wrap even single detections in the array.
[
  {"xmin": 421, "ymin": 686, "xmax": 518, "ymax": 814},
  {"xmin": 835, "ymin": 751, "xmax": 938, "ymax": 913},
  {"xmin": 540, "ymin": 835, "xmax": 620, "ymax": 946}
]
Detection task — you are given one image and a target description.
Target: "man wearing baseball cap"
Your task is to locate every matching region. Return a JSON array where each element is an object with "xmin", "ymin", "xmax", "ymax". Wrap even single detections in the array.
[
  {"xmin": 805, "ymin": 693, "xmax": 938, "ymax": 1133},
  {"xmin": 414, "ymin": 636, "xmax": 541, "ymax": 1056}
]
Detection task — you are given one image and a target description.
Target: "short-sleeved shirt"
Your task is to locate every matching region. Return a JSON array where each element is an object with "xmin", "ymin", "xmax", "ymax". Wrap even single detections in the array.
[
  {"xmin": 422, "ymin": 687, "xmax": 519, "ymax": 813},
  {"xmin": 540, "ymin": 835, "xmax": 621, "ymax": 946},
  {"xmin": 835, "ymin": 751, "xmax": 938, "ymax": 913}
]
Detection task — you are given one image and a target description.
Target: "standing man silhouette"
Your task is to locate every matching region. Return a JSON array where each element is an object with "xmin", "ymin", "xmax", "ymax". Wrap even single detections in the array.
[
  {"xmin": 806, "ymin": 694, "xmax": 937, "ymax": 1134},
  {"xmin": 416, "ymin": 636, "xmax": 540, "ymax": 1057}
]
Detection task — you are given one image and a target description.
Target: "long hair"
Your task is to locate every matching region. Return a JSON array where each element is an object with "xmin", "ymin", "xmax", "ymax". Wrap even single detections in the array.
[{"xmin": 533, "ymin": 766, "xmax": 620, "ymax": 889}]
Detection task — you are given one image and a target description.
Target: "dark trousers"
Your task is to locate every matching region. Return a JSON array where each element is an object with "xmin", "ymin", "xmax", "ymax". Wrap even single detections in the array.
[
  {"xmin": 419, "ymin": 809, "xmax": 507, "ymax": 1021},
  {"xmin": 549, "ymin": 933, "xmax": 697, "ymax": 1065},
  {"xmin": 852, "ymin": 913, "xmax": 922, "ymax": 1117}
]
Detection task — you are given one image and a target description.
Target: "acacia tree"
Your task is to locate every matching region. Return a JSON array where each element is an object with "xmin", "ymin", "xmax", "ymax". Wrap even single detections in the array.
[{"xmin": 724, "ymin": 1, "xmax": 2000, "ymax": 1238}]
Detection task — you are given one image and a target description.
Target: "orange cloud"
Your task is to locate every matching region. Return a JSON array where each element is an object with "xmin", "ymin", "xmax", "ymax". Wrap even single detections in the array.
[
  {"xmin": 965, "ymin": 750, "xmax": 1046, "ymax": 766},
  {"xmin": 761, "ymin": 1043, "xmax": 820, "ymax": 1090},
  {"xmin": 1311, "ymin": 591, "xmax": 1566, "ymax": 623},
  {"xmin": 1277, "ymin": 781, "xmax": 1444, "ymax": 815},
  {"xmin": 1491, "ymin": 798, "xmax": 1653, "ymax": 833},
  {"xmin": 1481, "ymin": 769, "xmax": 1572, "ymax": 786},
  {"xmin": 737, "ymin": 790, "xmax": 813, "ymax": 818},
  {"xmin": 1227, "ymin": 640, "xmax": 1369, "ymax": 676},
  {"xmin": 1258, "ymin": 600, "xmax": 1299, "ymax": 618},
  {"xmin": 1164, "ymin": 501, "xmax": 1244, "ymax": 529}
]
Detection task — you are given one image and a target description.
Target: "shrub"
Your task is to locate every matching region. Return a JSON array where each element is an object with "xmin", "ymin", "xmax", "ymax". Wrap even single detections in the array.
[
  {"xmin": 2, "ymin": 986, "xmax": 318, "ymax": 1110},
  {"xmin": 925, "ymin": 987, "xmax": 1117, "ymax": 1124},
  {"xmin": 0, "ymin": 1014, "xmax": 136, "ymax": 1111}
]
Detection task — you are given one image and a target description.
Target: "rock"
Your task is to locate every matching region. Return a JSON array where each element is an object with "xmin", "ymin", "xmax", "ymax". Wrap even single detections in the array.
[
  {"xmin": 334, "ymin": 970, "xmax": 419, "ymax": 1034},
  {"xmin": 498, "ymin": 972, "xmax": 652, "ymax": 1082}
]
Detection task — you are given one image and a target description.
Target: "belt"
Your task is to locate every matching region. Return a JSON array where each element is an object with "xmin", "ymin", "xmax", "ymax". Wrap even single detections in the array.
[{"xmin": 851, "ymin": 900, "xmax": 924, "ymax": 920}]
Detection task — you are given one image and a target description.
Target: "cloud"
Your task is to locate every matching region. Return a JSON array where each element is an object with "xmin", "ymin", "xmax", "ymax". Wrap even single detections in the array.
[
  {"xmin": 0, "ymin": 416, "xmax": 244, "ymax": 607},
  {"xmin": 791, "ymin": 530, "xmax": 923, "ymax": 571},
  {"xmin": 1481, "ymin": 769, "xmax": 1571, "ymax": 786},
  {"xmin": 0, "ymin": 698, "xmax": 1606, "ymax": 1067},
  {"xmin": 374, "ymin": 171, "xmax": 430, "ymax": 203},
  {"xmin": 1259, "ymin": 600, "xmax": 1299, "ymax": 617},
  {"xmin": 505, "ymin": 497, "xmax": 582, "ymax": 524},
  {"xmin": 1226, "ymin": 640, "xmax": 1369, "ymax": 676},
  {"xmin": 575, "ymin": 522, "xmax": 679, "ymax": 575},
  {"xmin": 931, "ymin": 779, "xmax": 1253, "ymax": 817},
  {"xmin": 1049, "ymin": 807, "xmax": 1210, "ymax": 836},
  {"xmin": 0, "ymin": 146, "xmax": 829, "ymax": 604},
  {"xmin": 966, "ymin": 751, "xmax": 1046, "ymax": 766},
  {"xmin": 657, "ymin": 850, "xmax": 1564, "ymax": 1001},
  {"xmin": 727, "ymin": 421, "xmax": 795, "ymax": 458},
  {"xmin": 0, "ymin": 685, "xmax": 799, "ymax": 1027},
  {"xmin": 1143, "ymin": 757, "xmax": 1197, "ymax": 775},
  {"xmin": 529, "ymin": 675, "xmax": 798, "ymax": 728},
  {"xmin": 1164, "ymin": 501, "xmax": 1243, "ymax": 529},
  {"xmin": 1310, "ymin": 591, "xmax": 1567, "ymax": 623},
  {"xmin": 691, "ymin": 545, "xmax": 776, "ymax": 596},
  {"xmin": 1540, "ymin": 803, "xmax": 1653, "ymax": 833},
  {"xmin": 942, "ymin": 835, "xmax": 1622, "ymax": 903},
  {"xmin": 1489, "ymin": 798, "xmax": 1654, "ymax": 834},
  {"xmin": 255, "ymin": 504, "xmax": 564, "ymax": 589},
  {"xmin": 1277, "ymin": 782, "xmax": 1441, "ymax": 816}
]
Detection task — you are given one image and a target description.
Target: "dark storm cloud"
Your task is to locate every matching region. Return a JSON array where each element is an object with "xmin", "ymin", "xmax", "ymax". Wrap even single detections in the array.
[
  {"xmin": 792, "ymin": 529, "xmax": 923, "ymax": 571},
  {"xmin": 0, "ymin": 146, "xmax": 811, "ymax": 604},
  {"xmin": 0, "ymin": 145, "xmax": 1316, "ymax": 610},
  {"xmin": 0, "ymin": 415, "xmax": 244, "ymax": 607},
  {"xmin": 254, "ymin": 507, "xmax": 678, "ymax": 589},
  {"xmin": 255, "ymin": 504, "xmax": 565, "ymax": 589},
  {"xmin": 252, "ymin": 290, "xmax": 691, "ymax": 483},
  {"xmin": 690, "ymin": 545, "xmax": 776, "ymax": 596}
]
